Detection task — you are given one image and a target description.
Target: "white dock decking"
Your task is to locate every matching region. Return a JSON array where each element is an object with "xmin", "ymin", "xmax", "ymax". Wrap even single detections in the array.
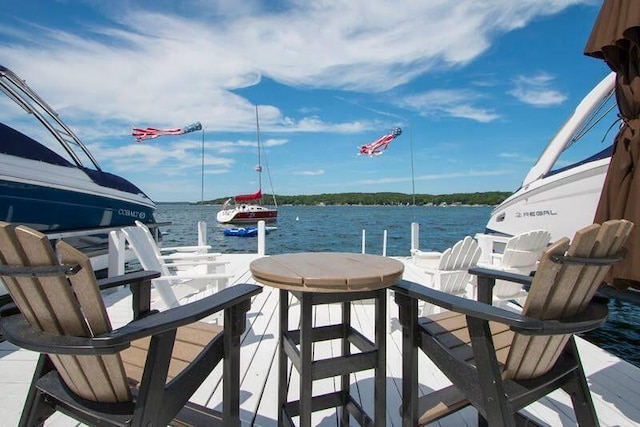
[{"xmin": 1, "ymin": 254, "xmax": 639, "ymax": 426}]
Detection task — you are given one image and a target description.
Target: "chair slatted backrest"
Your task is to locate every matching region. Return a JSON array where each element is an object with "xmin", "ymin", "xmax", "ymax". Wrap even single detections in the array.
[
  {"xmin": 122, "ymin": 226, "xmax": 181, "ymax": 308},
  {"xmin": 134, "ymin": 220, "xmax": 165, "ymax": 258},
  {"xmin": 503, "ymin": 220, "xmax": 633, "ymax": 380},
  {"xmin": 0, "ymin": 222, "xmax": 131, "ymax": 402},
  {"xmin": 500, "ymin": 230, "xmax": 551, "ymax": 270},
  {"xmin": 122, "ymin": 226, "xmax": 170, "ymax": 275},
  {"xmin": 437, "ymin": 236, "xmax": 481, "ymax": 294},
  {"xmin": 438, "ymin": 236, "xmax": 480, "ymax": 270}
]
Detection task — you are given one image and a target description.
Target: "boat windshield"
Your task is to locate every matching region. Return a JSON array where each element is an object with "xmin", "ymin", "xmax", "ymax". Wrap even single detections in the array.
[
  {"xmin": 547, "ymin": 85, "xmax": 619, "ymax": 175},
  {"xmin": 536, "ymin": 79, "xmax": 621, "ymax": 175},
  {"xmin": 0, "ymin": 66, "xmax": 101, "ymax": 170}
]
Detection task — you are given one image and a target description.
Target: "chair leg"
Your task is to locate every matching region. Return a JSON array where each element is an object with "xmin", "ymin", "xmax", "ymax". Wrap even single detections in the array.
[
  {"xmin": 394, "ymin": 291, "xmax": 418, "ymax": 427},
  {"xmin": 20, "ymin": 355, "xmax": 55, "ymax": 427},
  {"xmin": 562, "ymin": 340, "xmax": 599, "ymax": 427},
  {"xmin": 223, "ymin": 300, "xmax": 251, "ymax": 427},
  {"xmin": 467, "ymin": 317, "xmax": 515, "ymax": 427}
]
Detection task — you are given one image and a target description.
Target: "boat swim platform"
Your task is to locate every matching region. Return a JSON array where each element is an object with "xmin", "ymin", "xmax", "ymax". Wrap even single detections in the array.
[{"xmin": 1, "ymin": 254, "xmax": 639, "ymax": 426}]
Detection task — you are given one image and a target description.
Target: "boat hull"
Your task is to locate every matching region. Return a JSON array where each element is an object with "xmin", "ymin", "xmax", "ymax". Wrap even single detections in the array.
[
  {"xmin": 217, "ymin": 206, "xmax": 277, "ymax": 224},
  {"xmin": 485, "ymin": 157, "xmax": 608, "ymax": 242},
  {"xmin": 0, "ymin": 179, "xmax": 154, "ymax": 233}
]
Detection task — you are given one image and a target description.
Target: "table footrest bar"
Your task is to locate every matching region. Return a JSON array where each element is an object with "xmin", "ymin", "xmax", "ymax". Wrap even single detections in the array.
[
  {"xmin": 309, "ymin": 290, "xmax": 381, "ymax": 305},
  {"xmin": 345, "ymin": 395, "xmax": 374, "ymax": 426},
  {"xmin": 286, "ymin": 324, "xmax": 345, "ymax": 345},
  {"xmin": 312, "ymin": 351, "xmax": 378, "ymax": 380},
  {"xmin": 285, "ymin": 391, "xmax": 347, "ymax": 418},
  {"xmin": 283, "ymin": 334, "xmax": 301, "ymax": 373},
  {"xmin": 347, "ymin": 328, "xmax": 376, "ymax": 353}
]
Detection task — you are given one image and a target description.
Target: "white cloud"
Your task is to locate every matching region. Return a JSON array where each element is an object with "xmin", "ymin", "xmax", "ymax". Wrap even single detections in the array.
[
  {"xmin": 508, "ymin": 73, "xmax": 567, "ymax": 107},
  {"xmin": 399, "ymin": 89, "xmax": 500, "ymax": 123},
  {"xmin": 356, "ymin": 169, "xmax": 512, "ymax": 185},
  {"xmin": 296, "ymin": 170, "xmax": 326, "ymax": 176},
  {"xmin": 499, "ymin": 152, "xmax": 538, "ymax": 163},
  {"xmin": 0, "ymin": 0, "xmax": 583, "ymax": 130}
]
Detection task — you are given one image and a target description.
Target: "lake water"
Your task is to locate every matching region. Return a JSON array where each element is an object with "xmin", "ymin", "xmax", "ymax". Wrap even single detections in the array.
[{"xmin": 155, "ymin": 203, "xmax": 640, "ymax": 368}]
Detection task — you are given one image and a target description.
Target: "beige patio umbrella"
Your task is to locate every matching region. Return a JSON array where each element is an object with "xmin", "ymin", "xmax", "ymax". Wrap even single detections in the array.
[{"xmin": 584, "ymin": 0, "xmax": 640, "ymax": 290}]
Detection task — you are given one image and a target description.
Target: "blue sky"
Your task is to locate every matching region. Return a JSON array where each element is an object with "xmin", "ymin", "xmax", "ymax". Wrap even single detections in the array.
[{"xmin": 0, "ymin": 0, "xmax": 613, "ymax": 202}]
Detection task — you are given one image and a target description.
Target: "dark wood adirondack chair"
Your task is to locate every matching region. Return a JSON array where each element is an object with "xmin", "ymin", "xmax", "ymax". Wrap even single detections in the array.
[
  {"xmin": 393, "ymin": 219, "xmax": 633, "ymax": 426},
  {"xmin": 0, "ymin": 222, "xmax": 261, "ymax": 426}
]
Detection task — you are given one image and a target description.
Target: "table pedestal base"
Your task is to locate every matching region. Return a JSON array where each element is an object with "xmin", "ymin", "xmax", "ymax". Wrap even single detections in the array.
[{"xmin": 278, "ymin": 289, "xmax": 387, "ymax": 427}]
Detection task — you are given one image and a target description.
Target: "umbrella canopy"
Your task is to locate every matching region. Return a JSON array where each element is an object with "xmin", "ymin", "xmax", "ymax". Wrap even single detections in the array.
[{"xmin": 585, "ymin": 0, "xmax": 640, "ymax": 289}]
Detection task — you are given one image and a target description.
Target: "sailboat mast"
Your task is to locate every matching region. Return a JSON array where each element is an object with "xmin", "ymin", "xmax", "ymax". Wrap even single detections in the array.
[{"xmin": 255, "ymin": 105, "xmax": 262, "ymax": 195}]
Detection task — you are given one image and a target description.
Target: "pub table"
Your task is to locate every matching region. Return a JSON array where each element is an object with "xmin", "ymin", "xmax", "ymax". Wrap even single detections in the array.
[{"xmin": 250, "ymin": 252, "xmax": 404, "ymax": 427}]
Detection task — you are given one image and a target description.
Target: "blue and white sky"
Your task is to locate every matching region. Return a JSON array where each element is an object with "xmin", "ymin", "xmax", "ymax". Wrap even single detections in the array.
[{"xmin": 0, "ymin": 0, "xmax": 613, "ymax": 202}]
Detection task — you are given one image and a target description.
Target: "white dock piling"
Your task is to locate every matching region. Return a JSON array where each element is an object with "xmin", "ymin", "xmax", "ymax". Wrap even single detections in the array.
[
  {"xmin": 382, "ymin": 230, "xmax": 387, "ymax": 256},
  {"xmin": 361, "ymin": 229, "xmax": 366, "ymax": 254},
  {"xmin": 258, "ymin": 221, "xmax": 266, "ymax": 256},
  {"xmin": 197, "ymin": 221, "xmax": 207, "ymax": 247},
  {"xmin": 411, "ymin": 222, "xmax": 419, "ymax": 252}
]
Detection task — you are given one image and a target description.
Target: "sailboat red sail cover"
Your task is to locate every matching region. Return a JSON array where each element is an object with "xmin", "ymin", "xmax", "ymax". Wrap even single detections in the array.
[{"xmin": 234, "ymin": 189, "xmax": 262, "ymax": 202}]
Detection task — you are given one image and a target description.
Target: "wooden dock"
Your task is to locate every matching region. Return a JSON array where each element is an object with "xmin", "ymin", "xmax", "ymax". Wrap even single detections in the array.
[{"xmin": 1, "ymin": 253, "xmax": 639, "ymax": 426}]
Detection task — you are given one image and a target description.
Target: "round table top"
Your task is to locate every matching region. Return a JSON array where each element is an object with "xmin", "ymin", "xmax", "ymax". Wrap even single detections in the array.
[{"xmin": 250, "ymin": 252, "xmax": 405, "ymax": 293}]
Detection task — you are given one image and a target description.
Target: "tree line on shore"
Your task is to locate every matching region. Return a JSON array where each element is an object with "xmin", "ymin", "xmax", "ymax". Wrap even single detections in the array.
[{"xmin": 201, "ymin": 191, "xmax": 511, "ymax": 206}]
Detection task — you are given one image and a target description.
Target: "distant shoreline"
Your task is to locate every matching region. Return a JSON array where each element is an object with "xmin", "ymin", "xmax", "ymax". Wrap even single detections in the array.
[{"xmin": 158, "ymin": 191, "xmax": 512, "ymax": 206}]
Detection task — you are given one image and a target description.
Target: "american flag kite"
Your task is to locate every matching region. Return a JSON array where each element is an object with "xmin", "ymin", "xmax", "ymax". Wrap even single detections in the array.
[
  {"xmin": 132, "ymin": 121, "xmax": 202, "ymax": 142},
  {"xmin": 358, "ymin": 127, "xmax": 402, "ymax": 156}
]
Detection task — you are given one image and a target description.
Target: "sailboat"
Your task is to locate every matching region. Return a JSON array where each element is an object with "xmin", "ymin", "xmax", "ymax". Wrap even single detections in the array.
[{"xmin": 216, "ymin": 106, "xmax": 278, "ymax": 224}]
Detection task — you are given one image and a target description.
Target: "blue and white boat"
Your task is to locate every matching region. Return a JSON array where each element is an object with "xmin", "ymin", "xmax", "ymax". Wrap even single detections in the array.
[
  {"xmin": 0, "ymin": 65, "xmax": 157, "ymax": 261},
  {"xmin": 224, "ymin": 226, "xmax": 275, "ymax": 237}
]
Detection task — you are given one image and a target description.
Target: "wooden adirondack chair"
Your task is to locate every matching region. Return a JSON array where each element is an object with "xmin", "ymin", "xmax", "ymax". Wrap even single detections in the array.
[
  {"xmin": 417, "ymin": 236, "xmax": 481, "ymax": 315},
  {"xmin": 0, "ymin": 222, "xmax": 261, "ymax": 426},
  {"xmin": 483, "ymin": 229, "xmax": 551, "ymax": 305},
  {"xmin": 122, "ymin": 225, "xmax": 234, "ymax": 308},
  {"xmin": 393, "ymin": 219, "xmax": 632, "ymax": 426},
  {"xmin": 134, "ymin": 220, "xmax": 215, "ymax": 258}
]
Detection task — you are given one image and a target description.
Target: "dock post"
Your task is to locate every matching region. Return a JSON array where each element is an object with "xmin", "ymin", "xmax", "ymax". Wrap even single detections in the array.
[
  {"xmin": 258, "ymin": 221, "xmax": 266, "ymax": 256},
  {"xmin": 197, "ymin": 221, "xmax": 207, "ymax": 249},
  {"xmin": 411, "ymin": 222, "xmax": 419, "ymax": 252},
  {"xmin": 383, "ymin": 230, "xmax": 388, "ymax": 256},
  {"xmin": 362, "ymin": 229, "xmax": 366, "ymax": 254},
  {"xmin": 108, "ymin": 230, "xmax": 126, "ymax": 277}
]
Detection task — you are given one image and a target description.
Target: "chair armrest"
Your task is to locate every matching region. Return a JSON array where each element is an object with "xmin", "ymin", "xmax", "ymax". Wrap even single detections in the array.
[
  {"xmin": 159, "ymin": 253, "xmax": 222, "ymax": 261},
  {"xmin": 164, "ymin": 260, "xmax": 228, "ymax": 268},
  {"xmin": 392, "ymin": 280, "xmax": 607, "ymax": 335},
  {"xmin": 392, "ymin": 280, "xmax": 542, "ymax": 330},
  {"xmin": 469, "ymin": 267, "xmax": 533, "ymax": 286},
  {"xmin": 1, "ymin": 283, "xmax": 262, "ymax": 355},
  {"xmin": 155, "ymin": 273, "xmax": 233, "ymax": 281},
  {"xmin": 468, "ymin": 267, "xmax": 533, "ymax": 303},
  {"xmin": 107, "ymin": 283, "xmax": 262, "ymax": 344},
  {"xmin": 96, "ymin": 270, "xmax": 161, "ymax": 291},
  {"xmin": 160, "ymin": 245, "xmax": 212, "ymax": 252},
  {"xmin": 521, "ymin": 302, "xmax": 608, "ymax": 335}
]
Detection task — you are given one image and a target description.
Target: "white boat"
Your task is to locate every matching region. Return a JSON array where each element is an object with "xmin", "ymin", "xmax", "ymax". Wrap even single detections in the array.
[
  {"xmin": 217, "ymin": 106, "xmax": 277, "ymax": 224},
  {"xmin": 0, "ymin": 65, "xmax": 157, "ymax": 270},
  {"xmin": 481, "ymin": 72, "xmax": 617, "ymax": 245}
]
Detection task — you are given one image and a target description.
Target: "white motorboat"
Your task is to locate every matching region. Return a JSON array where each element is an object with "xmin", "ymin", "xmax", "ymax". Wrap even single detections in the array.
[{"xmin": 480, "ymin": 72, "xmax": 617, "ymax": 250}]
